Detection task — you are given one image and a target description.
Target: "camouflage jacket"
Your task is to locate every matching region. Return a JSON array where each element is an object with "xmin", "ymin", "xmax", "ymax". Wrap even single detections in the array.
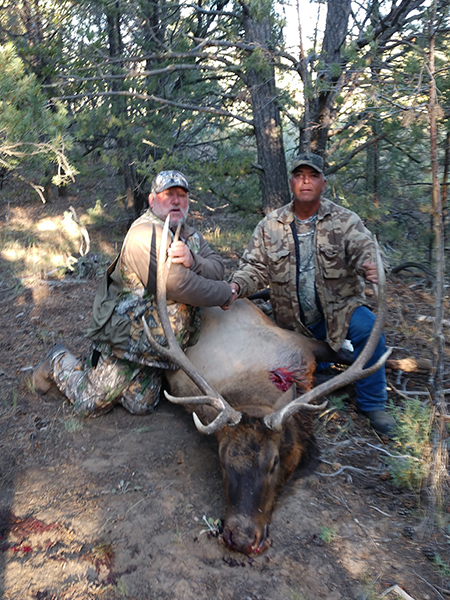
[
  {"xmin": 231, "ymin": 198, "xmax": 379, "ymax": 351},
  {"xmin": 87, "ymin": 209, "xmax": 231, "ymax": 368}
]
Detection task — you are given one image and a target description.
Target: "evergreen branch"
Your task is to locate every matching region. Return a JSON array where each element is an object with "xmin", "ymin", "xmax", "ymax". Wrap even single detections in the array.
[
  {"xmin": 325, "ymin": 133, "xmax": 388, "ymax": 176},
  {"xmin": 7, "ymin": 171, "xmax": 46, "ymax": 203},
  {"xmin": 384, "ymin": 137, "xmax": 422, "ymax": 164},
  {"xmin": 356, "ymin": 0, "xmax": 427, "ymax": 49},
  {"xmin": 75, "ymin": 50, "xmax": 238, "ymax": 70},
  {"xmin": 54, "ymin": 62, "xmax": 241, "ymax": 84},
  {"xmin": 186, "ymin": 4, "xmax": 237, "ymax": 18},
  {"xmin": 365, "ymin": 442, "xmax": 422, "ymax": 462},
  {"xmin": 50, "ymin": 91, "xmax": 254, "ymax": 126}
]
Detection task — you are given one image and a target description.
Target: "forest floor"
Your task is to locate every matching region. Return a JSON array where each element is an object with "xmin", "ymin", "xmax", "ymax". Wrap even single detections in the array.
[{"xmin": 0, "ymin": 166, "xmax": 450, "ymax": 600}]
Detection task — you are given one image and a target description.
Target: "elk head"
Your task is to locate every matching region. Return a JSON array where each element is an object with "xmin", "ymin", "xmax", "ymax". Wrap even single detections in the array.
[{"xmin": 143, "ymin": 216, "xmax": 391, "ymax": 555}]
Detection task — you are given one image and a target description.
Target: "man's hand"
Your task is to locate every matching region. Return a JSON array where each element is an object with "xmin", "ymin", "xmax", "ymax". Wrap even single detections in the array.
[
  {"xmin": 221, "ymin": 283, "xmax": 239, "ymax": 310},
  {"xmin": 362, "ymin": 261, "xmax": 378, "ymax": 284},
  {"xmin": 168, "ymin": 240, "xmax": 193, "ymax": 268}
]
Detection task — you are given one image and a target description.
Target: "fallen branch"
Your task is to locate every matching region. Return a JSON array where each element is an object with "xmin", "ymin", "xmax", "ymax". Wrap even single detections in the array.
[
  {"xmin": 414, "ymin": 571, "xmax": 446, "ymax": 599},
  {"xmin": 369, "ymin": 505, "xmax": 392, "ymax": 517},
  {"xmin": 386, "ymin": 357, "xmax": 432, "ymax": 373},
  {"xmin": 388, "ymin": 384, "xmax": 428, "ymax": 401},
  {"xmin": 389, "ymin": 384, "xmax": 450, "ymax": 398},
  {"xmin": 316, "ymin": 462, "xmax": 366, "ymax": 477},
  {"xmin": 69, "ymin": 206, "xmax": 90, "ymax": 256},
  {"xmin": 365, "ymin": 442, "xmax": 422, "ymax": 462},
  {"xmin": 353, "ymin": 517, "xmax": 378, "ymax": 548},
  {"xmin": 391, "ymin": 262, "xmax": 435, "ymax": 280},
  {"xmin": 380, "ymin": 585, "xmax": 417, "ymax": 600}
]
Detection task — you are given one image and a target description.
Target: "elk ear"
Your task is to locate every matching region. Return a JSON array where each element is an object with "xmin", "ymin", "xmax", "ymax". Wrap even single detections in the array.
[{"xmin": 273, "ymin": 386, "xmax": 297, "ymax": 411}]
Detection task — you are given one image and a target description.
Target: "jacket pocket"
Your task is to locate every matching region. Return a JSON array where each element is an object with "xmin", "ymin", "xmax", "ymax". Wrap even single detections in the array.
[
  {"xmin": 318, "ymin": 244, "xmax": 347, "ymax": 279},
  {"xmin": 268, "ymin": 249, "xmax": 291, "ymax": 283}
]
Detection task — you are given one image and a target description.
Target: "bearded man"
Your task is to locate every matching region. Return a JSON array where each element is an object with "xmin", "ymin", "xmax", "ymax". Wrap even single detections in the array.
[{"xmin": 33, "ymin": 170, "xmax": 234, "ymax": 416}]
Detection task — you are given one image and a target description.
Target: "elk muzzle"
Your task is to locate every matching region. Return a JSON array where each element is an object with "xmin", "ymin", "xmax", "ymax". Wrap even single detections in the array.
[{"xmin": 223, "ymin": 516, "xmax": 270, "ymax": 555}]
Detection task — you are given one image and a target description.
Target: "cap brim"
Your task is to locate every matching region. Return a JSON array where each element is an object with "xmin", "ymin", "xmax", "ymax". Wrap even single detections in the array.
[{"xmin": 291, "ymin": 160, "xmax": 323, "ymax": 174}]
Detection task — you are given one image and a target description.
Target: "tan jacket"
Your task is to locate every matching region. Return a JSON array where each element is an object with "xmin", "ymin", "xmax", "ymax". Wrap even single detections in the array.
[
  {"xmin": 121, "ymin": 209, "xmax": 229, "ymax": 305},
  {"xmin": 231, "ymin": 198, "xmax": 379, "ymax": 351},
  {"xmin": 87, "ymin": 210, "xmax": 231, "ymax": 366}
]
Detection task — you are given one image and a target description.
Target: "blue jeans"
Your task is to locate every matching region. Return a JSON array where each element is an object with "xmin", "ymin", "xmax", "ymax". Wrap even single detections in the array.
[{"xmin": 308, "ymin": 306, "xmax": 387, "ymax": 412}]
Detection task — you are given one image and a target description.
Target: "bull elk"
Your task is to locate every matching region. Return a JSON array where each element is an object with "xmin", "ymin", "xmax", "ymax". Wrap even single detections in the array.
[{"xmin": 142, "ymin": 216, "xmax": 391, "ymax": 556}]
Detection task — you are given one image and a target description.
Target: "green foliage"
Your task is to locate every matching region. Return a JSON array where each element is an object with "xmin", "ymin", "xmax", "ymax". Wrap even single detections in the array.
[
  {"xmin": 386, "ymin": 399, "xmax": 432, "ymax": 491},
  {"xmin": 0, "ymin": 43, "xmax": 75, "ymax": 193},
  {"xmin": 64, "ymin": 417, "xmax": 84, "ymax": 432},
  {"xmin": 244, "ymin": 0, "xmax": 275, "ymax": 23},
  {"xmin": 319, "ymin": 526, "xmax": 336, "ymax": 544},
  {"xmin": 329, "ymin": 392, "xmax": 350, "ymax": 411},
  {"xmin": 325, "ymin": 105, "xmax": 436, "ymax": 264},
  {"xmin": 242, "ymin": 47, "xmax": 272, "ymax": 79},
  {"xmin": 433, "ymin": 554, "xmax": 450, "ymax": 579},
  {"xmin": 329, "ymin": 63, "xmax": 342, "ymax": 79},
  {"xmin": 85, "ymin": 199, "xmax": 115, "ymax": 227},
  {"xmin": 1, "ymin": 0, "xmax": 447, "ymax": 242}
]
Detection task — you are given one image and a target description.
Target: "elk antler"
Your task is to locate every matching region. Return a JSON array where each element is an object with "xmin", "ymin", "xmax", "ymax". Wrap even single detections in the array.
[
  {"xmin": 264, "ymin": 241, "xmax": 392, "ymax": 432},
  {"xmin": 142, "ymin": 215, "xmax": 242, "ymax": 435}
]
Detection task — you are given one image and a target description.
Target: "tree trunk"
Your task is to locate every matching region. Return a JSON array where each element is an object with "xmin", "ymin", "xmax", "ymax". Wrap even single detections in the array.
[
  {"xmin": 366, "ymin": 129, "xmax": 380, "ymax": 208},
  {"xmin": 428, "ymin": 0, "xmax": 447, "ymax": 516},
  {"xmin": 442, "ymin": 131, "xmax": 450, "ymax": 230},
  {"xmin": 300, "ymin": 0, "xmax": 423, "ymax": 160},
  {"xmin": 307, "ymin": 0, "xmax": 352, "ymax": 157},
  {"xmin": 107, "ymin": 2, "xmax": 144, "ymax": 222},
  {"xmin": 240, "ymin": 2, "xmax": 290, "ymax": 214}
]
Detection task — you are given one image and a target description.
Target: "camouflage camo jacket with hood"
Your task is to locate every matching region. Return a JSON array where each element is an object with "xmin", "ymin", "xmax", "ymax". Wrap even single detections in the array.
[
  {"xmin": 231, "ymin": 197, "xmax": 381, "ymax": 352},
  {"xmin": 87, "ymin": 209, "xmax": 232, "ymax": 369}
]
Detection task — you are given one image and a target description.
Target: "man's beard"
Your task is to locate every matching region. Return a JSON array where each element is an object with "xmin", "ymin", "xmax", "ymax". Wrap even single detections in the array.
[
  {"xmin": 169, "ymin": 203, "xmax": 189, "ymax": 229},
  {"xmin": 151, "ymin": 202, "xmax": 189, "ymax": 228},
  {"xmin": 170, "ymin": 205, "xmax": 188, "ymax": 229}
]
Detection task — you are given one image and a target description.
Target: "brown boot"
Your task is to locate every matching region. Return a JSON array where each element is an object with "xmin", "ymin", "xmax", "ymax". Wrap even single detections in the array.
[{"xmin": 33, "ymin": 344, "xmax": 68, "ymax": 395}]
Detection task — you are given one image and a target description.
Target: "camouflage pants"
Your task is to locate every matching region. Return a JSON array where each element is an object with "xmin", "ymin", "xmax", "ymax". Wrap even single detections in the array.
[{"xmin": 51, "ymin": 344, "xmax": 163, "ymax": 417}]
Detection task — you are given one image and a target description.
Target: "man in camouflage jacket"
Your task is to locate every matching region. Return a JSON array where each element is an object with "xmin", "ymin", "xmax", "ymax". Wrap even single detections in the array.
[
  {"xmin": 227, "ymin": 153, "xmax": 394, "ymax": 436},
  {"xmin": 33, "ymin": 170, "xmax": 233, "ymax": 417}
]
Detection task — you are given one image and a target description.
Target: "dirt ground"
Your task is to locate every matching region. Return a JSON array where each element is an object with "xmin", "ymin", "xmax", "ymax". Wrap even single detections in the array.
[{"xmin": 0, "ymin": 175, "xmax": 450, "ymax": 600}]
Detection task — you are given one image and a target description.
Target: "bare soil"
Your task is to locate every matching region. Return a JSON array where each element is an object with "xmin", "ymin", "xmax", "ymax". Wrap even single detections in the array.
[{"xmin": 0, "ymin": 174, "xmax": 449, "ymax": 600}]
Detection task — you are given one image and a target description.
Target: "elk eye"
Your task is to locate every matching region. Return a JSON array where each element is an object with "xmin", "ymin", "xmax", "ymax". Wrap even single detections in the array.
[{"xmin": 269, "ymin": 456, "xmax": 279, "ymax": 474}]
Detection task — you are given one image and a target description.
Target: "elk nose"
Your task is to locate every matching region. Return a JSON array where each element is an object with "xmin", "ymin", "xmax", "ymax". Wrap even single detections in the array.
[
  {"xmin": 249, "ymin": 523, "xmax": 270, "ymax": 555},
  {"xmin": 223, "ymin": 523, "xmax": 270, "ymax": 555}
]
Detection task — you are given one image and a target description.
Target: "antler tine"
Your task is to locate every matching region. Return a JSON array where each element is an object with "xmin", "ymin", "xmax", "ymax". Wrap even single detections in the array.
[
  {"xmin": 143, "ymin": 215, "xmax": 241, "ymax": 434},
  {"xmin": 264, "ymin": 241, "xmax": 392, "ymax": 432}
]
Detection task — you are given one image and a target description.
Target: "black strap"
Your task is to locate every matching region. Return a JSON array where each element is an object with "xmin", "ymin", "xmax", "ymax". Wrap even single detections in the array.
[
  {"xmin": 91, "ymin": 349, "xmax": 101, "ymax": 368},
  {"xmin": 147, "ymin": 223, "xmax": 158, "ymax": 293}
]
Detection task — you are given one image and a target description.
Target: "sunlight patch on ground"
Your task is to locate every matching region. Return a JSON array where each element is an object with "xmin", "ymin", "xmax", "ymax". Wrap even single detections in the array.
[
  {"xmin": 1, "ymin": 213, "xmax": 84, "ymax": 278},
  {"xmin": 36, "ymin": 219, "xmax": 57, "ymax": 231}
]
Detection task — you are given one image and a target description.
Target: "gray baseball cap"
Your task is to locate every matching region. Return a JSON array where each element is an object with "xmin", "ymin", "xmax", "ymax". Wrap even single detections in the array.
[
  {"xmin": 151, "ymin": 170, "xmax": 190, "ymax": 193},
  {"xmin": 290, "ymin": 153, "xmax": 324, "ymax": 174}
]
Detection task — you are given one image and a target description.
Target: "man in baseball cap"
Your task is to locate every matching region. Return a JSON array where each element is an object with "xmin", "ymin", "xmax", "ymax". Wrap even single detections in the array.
[
  {"xmin": 149, "ymin": 170, "xmax": 191, "ymax": 229},
  {"xmin": 34, "ymin": 168, "xmax": 234, "ymax": 418},
  {"xmin": 227, "ymin": 151, "xmax": 395, "ymax": 437},
  {"xmin": 290, "ymin": 152, "xmax": 324, "ymax": 175},
  {"xmin": 151, "ymin": 170, "xmax": 190, "ymax": 194}
]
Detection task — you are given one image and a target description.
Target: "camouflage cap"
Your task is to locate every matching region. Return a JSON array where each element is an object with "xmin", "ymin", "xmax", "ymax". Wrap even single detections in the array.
[
  {"xmin": 151, "ymin": 170, "xmax": 190, "ymax": 193},
  {"xmin": 290, "ymin": 153, "xmax": 324, "ymax": 175}
]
